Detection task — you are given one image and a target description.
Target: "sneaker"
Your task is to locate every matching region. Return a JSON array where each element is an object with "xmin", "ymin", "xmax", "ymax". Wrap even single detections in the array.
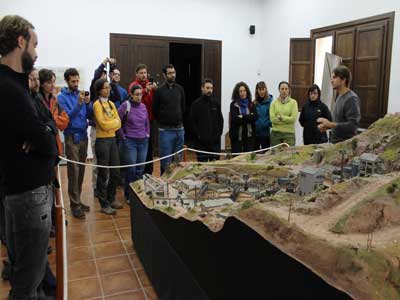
[
  {"xmin": 72, "ymin": 208, "xmax": 85, "ymax": 219},
  {"xmin": 101, "ymin": 206, "xmax": 116, "ymax": 215},
  {"xmin": 80, "ymin": 202, "xmax": 90, "ymax": 212},
  {"xmin": 110, "ymin": 200, "xmax": 123, "ymax": 209}
]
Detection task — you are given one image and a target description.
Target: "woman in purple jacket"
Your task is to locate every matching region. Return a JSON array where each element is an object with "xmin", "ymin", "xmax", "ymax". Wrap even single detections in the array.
[{"xmin": 118, "ymin": 84, "xmax": 150, "ymax": 201}]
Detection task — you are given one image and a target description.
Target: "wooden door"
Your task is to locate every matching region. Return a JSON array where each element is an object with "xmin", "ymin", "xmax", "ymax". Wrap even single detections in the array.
[
  {"xmin": 130, "ymin": 39, "xmax": 169, "ymax": 86},
  {"xmin": 203, "ymin": 41, "xmax": 222, "ymax": 102},
  {"xmin": 354, "ymin": 21, "xmax": 387, "ymax": 127},
  {"xmin": 110, "ymin": 34, "xmax": 169, "ymax": 89},
  {"xmin": 110, "ymin": 35, "xmax": 131, "ymax": 90},
  {"xmin": 289, "ymin": 38, "xmax": 313, "ymax": 109},
  {"xmin": 334, "ymin": 28, "xmax": 356, "ymax": 78}
]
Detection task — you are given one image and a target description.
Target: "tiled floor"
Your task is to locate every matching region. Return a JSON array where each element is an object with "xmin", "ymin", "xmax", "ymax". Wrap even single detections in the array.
[{"xmin": 0, "ymin": 165, "xmax": 158, "ymax": 300}]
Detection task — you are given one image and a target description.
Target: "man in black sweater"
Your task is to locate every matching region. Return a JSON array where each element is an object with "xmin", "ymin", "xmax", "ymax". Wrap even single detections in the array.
[
  {"xmin": 0, "ymin": 15, "xmax": 58, "ymax": 299},
  {"xmin": 191, "ymin": 79, "xmax": 224, "ymax": 162},
  {"xmin": 153, "ymin": 64, "xmax": 186, "ymax": 174}
]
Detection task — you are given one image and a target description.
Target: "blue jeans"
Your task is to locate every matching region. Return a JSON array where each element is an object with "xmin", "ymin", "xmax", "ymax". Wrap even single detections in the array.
[
  {"xmin": 158, "ymin": 128, "xmax": 184, "ymax": 175},
  {"xmin": 4, "ymin": 185, "xmax": 53, "ymax": 300},
  {"xmin": 120, "ymin": 137, "xmax": 149, "ymax": 197}
]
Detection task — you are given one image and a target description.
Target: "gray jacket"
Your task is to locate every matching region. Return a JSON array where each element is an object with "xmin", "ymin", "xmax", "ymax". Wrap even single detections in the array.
[{"xmin": 332, "ymin": 90, "xmax": 361, "ymax": 143}]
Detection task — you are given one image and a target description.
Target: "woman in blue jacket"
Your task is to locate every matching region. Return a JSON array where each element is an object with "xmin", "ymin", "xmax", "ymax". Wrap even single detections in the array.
[{"xmin": 253, "ymin": 81, "xmax": 273, "ymax": 151}]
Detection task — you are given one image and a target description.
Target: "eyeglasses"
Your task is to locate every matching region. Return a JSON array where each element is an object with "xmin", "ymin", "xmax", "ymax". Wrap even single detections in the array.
[{"xmin": 133, "ymin": 93, "xmax": 142, "ymax": 96}]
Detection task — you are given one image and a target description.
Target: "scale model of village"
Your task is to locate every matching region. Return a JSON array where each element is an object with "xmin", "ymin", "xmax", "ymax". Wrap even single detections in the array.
[{"xmin": 132, "ymin": 114, "xmax": 400, "ymax": 300}]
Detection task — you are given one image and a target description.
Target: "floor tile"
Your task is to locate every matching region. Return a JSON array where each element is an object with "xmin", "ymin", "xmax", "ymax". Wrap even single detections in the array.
[
  {"xmin": 100, "ymin": 271, "xmax": 141, "ymax": 296},
  {"xmin": 105, "ymin": 290, "xmax": 147, "ymax": 300},
  {"xmin": 68, "ymin": 246, "xmax": 94, "ymax": 262},
  {"xmin": 115, "ymin": 217, "xmax": 131, "ymax": 229},
  {"xmin": 96, "ymin": 255, "xmax": 132, "ymax": 275},
  {"xmin": 130, "ymin": 253, "xmax": 144, "ymax": 270},
  {"xmin": 119, "ymin": 228, "xmax": 132, "ymax": 242},
  {"xmin": 68, "ymin": 259, "xmax": 97, "ymax": 281},
  {"xmin": 93, "ymin": 241, "xmax": 126, "ymax": 258},
  {"xmin": 89, "ymin": 219, "xmax": 116, "ymax": 234},
  {"xmin": 68, "ymin": 277, "xmax": 102, "ymax": 300},
  {"xmin": 137, "ymin": 269, "xmax": 152, "ymax": 287},
  {"xmin": 92, "ymin": 231, "xmax": 120, "ymax": 244},
  {"xmin": 144, "ymin": 286, "xmax": 159, "ymax": 300}
]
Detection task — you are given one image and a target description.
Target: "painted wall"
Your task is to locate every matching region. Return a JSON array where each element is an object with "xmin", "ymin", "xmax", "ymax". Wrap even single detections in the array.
[{"xmin": 260, "ymin": 0, "xmax": 400, "ymax": 144}]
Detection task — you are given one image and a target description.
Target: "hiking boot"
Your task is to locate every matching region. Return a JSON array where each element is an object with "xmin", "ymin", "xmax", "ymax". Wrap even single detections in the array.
[
  {"xmin": 72, "ymin": 208, "xmax": 85, "ymax": 219},
  {"xmin": 101, "ymin": 206, "xmax": 116, "ymax": 215},
  {"xmin": 110, "ymin": 200, "xmax": 123, "ymax": 209},
  {"xmin": 80, "ymin": 202, "xmax": 90, "ymax": 212}
]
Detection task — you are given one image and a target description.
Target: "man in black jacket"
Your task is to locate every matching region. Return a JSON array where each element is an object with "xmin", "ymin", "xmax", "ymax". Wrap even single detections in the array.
[
  {"xmin": 191, "ymin": 79, "xmax": 223, "ymax": 162},
  {"xmin": 0, "ymin": 15, "xmax": 58, "ymax": 299},
  {"xmin": 153, "ymin": 64, "xmax": 186, "ymax": 174}
]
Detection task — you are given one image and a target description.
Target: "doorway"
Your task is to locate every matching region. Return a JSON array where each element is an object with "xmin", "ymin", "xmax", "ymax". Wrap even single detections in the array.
[{"xmin": 170, "ymin": 43, "xmax": 202, "ymax": 147}]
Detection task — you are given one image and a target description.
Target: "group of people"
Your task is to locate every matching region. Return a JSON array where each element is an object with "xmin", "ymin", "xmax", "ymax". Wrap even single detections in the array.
[
  {"xmin": 0, "ymin": 14, "xmax": 362, "ymax": 300},
  {"xmin": 228, "ymin": 65, "xmax": 361, "ymax": 153}
]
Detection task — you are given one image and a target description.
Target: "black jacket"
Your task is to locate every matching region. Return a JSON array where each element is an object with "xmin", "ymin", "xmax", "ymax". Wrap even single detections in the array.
[
  {"xmin": 0, "ymin": 64, "xmax": 58, "ymax": 195},
  {"xmin": 299, "ymin": 99, "xmax": 332, "ymax": 145},
  {"xmin": 153, "ymin": 82, "xmax": 185, "ymax": 128},
  {"xmin": 229, "ymin": 100, "xmax": 257, "ymax": 142},
  {"xmin": 190, "ymin": 95, "xmax": 224, "ymax": 145}
]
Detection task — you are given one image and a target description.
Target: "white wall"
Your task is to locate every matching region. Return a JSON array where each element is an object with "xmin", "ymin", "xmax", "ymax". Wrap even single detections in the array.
[
  {"xmin": 261, "ymin": 0, "xmax": 400, "ymax": 144},
  {"xmin": 0, "ymin": 0, "xmax": 265, "ymax": 147}
]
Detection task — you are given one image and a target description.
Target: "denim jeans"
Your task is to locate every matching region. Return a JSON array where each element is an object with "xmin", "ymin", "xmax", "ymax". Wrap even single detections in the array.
[
  {"xmin": 158, "ymin": 128, "xmax": 184, "ymax": 175},
  {"xmin": 95, "ymin": 137, "xmax": 120, "ymax": 208},
  {"xmin": 4, "ymin": 185, "xmax": 53, "ymax": 300},
  {"xmin": 120, "ymin": 137, "xmax": 148, "ymax": 198}
]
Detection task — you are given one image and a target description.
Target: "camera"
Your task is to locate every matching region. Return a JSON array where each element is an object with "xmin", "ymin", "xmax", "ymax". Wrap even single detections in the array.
[
  {"xmin": 84, "ymin": 91, "xmax": 89, "ymax": 96},
  {"xmin": 149, "ymin": 77, "xmax": 154, "ymax": 84}
]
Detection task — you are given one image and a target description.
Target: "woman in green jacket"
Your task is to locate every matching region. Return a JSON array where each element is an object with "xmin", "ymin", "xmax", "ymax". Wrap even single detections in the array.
[{"xmin": 269, "ymin": 81, "xmax": 298, "ymax": 146}]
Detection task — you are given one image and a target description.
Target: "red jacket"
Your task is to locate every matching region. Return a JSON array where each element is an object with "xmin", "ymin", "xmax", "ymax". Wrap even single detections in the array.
[
  {"xmin": 129, "ymin": 79, "xmax": 154, "ymax": 121},
  {"xmin": 41, "ymin": 94, "xmax": 69, "ymax": 155}
]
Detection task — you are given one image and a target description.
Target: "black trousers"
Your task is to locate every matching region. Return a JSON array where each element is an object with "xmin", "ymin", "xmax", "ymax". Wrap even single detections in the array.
[
  {"xmin": 231, "ymin": 138, "xmax": 255, "ymax": 155},
  {"xmin": 4, "ymin": 185, "xmax": 52, "ymax": 300},
  {"xmin": 195, "ymin": 141, "xmax": 221, "ymax": 162},
  {"xmin": 254, "ymin": 135, "xmax": 271, "ymax": 152},
  {"xmin": 95, "ymin": 137, "xmax": 120, "ymax": 208}
]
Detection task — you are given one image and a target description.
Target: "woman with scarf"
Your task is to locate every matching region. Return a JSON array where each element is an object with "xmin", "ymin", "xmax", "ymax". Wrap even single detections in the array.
[
  {"xmin": 299, "ymin": 84, "xmax": 332, "ymax": 145},
  {"xmin": 229, "ymin": 82, "xmax": 257, "ymax": 154},
  {"xmin": 270, "ymin": 81, "xmax": 298, "ymax": 146}
]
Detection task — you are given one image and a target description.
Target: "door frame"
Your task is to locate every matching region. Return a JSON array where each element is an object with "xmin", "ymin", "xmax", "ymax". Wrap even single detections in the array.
[{"xmin": 110, "ymin": 33, "xmax": 222, "ymax": 92}]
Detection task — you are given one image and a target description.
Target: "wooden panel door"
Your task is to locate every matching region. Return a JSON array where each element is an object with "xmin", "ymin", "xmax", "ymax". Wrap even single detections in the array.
[
  {"xmin": 110, "ymin": 35, "xmax": 131, "ymax": 90},
  {"xmin": 203, "ymin": 41, "xmax": 222, "ymax": 102},
  {"xmin": 131, "ymin": 39, "xmax": 169, "ymax": 86},
  {"xmin": 289, "ymin": 38, "xmax": 313, "ymax": 109},
  {"xmin": 354, "ymin": 21, "xmax": 387, "ymax": 127},
  {"xmin": 334, "ymin": 28, "xmax": 355, "ymax": 78}
]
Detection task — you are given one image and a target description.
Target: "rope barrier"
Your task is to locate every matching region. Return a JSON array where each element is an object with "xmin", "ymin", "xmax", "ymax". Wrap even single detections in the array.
[{"xmin": 58, "ymin": 143, "xmax": 290, "ymax": 168}]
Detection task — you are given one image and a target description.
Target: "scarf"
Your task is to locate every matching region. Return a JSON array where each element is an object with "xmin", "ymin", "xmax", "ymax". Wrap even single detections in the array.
[{"xmin": 239, "ymin": 98, "xmax": 249, "ymax": 114}]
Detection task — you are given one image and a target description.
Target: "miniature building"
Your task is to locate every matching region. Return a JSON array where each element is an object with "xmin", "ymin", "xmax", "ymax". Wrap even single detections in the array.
[
  {"xmin": 359, "ymin": 153, "xmax": 383, "ymax": 176},
  {"xmin": 200, "ymin": 198, "xmax": 233, "ymax": 210},
  {"xmin": 182, "ymin": 198, "xmax": 196, "ymax": 209},
  {"xmin": 144, "ymin": 174, "xmax": 168, "ymax": 197},
  {"xmin": 178, "ymin": 179, "xmax": 204, "ymax": 191},
  {"xmin": 313, "ymin": 149, "xmax": 323, "ymax": 164},
  {"xmin": 298, "ymin": 167, "xmax": 325, "ymax": 196}
]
